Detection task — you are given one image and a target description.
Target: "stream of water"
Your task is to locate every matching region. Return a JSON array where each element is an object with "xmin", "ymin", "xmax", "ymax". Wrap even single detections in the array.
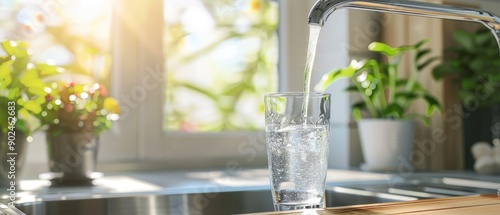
[{"xmin": 301, "ymin": 25, "xmax": 322, "ymax": 119}]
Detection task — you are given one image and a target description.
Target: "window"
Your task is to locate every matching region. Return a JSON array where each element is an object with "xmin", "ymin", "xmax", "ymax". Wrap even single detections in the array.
[
  {"xmin": 15, "ymin": 0, "xmax": 335, "ymax": 170},
  {"xmin": 164, "ymin": 0, "xmax": 279, "ymax": 132}
]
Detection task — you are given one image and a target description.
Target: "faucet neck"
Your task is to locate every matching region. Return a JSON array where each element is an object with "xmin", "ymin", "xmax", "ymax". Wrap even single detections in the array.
[{"xmin": 308, "ymin": 0, "xmax": 500, "ymax": 55}]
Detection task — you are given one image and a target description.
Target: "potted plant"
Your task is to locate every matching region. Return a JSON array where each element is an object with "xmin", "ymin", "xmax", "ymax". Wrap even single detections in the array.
[
  {"xmin": 39, "ymin": 80, "xmax": 120, "ymax": 185},
  {"xmin": 432, "ymin": 29, "xmax": 500, "ymax": 169},
  {"xmin": 315, "ymin": 40, "xmax": 442, "ymax": 171},
  {"xmin": 0, "ymin": 40, "xmax": 61, "ymax": 188}
]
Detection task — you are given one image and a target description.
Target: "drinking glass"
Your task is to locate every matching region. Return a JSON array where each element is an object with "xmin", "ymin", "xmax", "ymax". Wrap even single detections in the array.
[{"xmin": 264, "ymin": 92, "xmax": 331, "ymax": 211}]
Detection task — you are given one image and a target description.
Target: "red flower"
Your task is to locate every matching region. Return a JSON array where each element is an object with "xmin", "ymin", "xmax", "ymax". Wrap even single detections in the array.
[
  {"xmin": 45, "ymin": 94, "xmax": 53, "ymax": 102},
  {"xmin": 65, "ymin": 80, "xmax": 75, "ymax": 88},
  {"xmin": 63, "ymin": 103, "xmax": 74, "ymax": 112},
  {"xmin": 98, "ymin": 83, "xmax": 108, "ymax": 97}
]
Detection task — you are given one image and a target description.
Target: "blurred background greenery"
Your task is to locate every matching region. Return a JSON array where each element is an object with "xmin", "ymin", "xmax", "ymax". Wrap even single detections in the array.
[{"xmin": 1, "ymin": 0, "xmax": 278, "ymax": 133}]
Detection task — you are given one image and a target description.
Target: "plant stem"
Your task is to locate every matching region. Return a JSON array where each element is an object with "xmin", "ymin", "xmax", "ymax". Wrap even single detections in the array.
[
  {"xmin": 352, "ymin": 77, "xmax": 379, "ymax": 117},
  {"xmin": 402, "ymin": 63, "xmax": 419, "ymax": 109},
  {"xmin": 388, "ymin": 57, "xmax": 397, "ymax": 104},
  {"xmin": 372, "ymin": 62, "xmax": 387, "ymax": 110}
]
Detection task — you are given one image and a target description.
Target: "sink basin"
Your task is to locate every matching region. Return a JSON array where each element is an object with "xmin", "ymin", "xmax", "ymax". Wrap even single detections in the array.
[
  {"xmin": 14, "ymin": 175, "xmax": 500, "ymax": 215},
  {"xmin": 15, "ymin": 188, "xmax": 408, "ymax": 215}
]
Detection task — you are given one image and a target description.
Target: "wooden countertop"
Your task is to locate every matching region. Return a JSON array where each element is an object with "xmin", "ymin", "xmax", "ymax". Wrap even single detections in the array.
[{"xmin": 252, "ymin": 194, "xmax": 500, "ymax": 215}]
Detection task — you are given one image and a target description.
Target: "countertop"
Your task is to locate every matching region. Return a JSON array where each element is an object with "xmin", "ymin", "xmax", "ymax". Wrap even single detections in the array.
[{"xmin": 251, "ymin": 194, "xmax": 500, "ymax": 215}]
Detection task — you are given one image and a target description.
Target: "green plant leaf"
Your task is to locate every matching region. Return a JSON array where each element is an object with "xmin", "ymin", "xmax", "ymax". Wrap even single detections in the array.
[
  {"xmin": 351, "ymin": 101, "xmax": 366, "ymax": 121},
  {"xmin": 413, "ymin": 39, "xmax": 429, "ymax": 49},
  {"xmin": 314, "ymin": 64, "xmax": 359, "ymax": 92},
  {"xmin": 20, "ymin": 69, "xmax": 46, "ymax": 95},
  {"xmin": 37, "ymin": 63, "xmax": 63, "ymax": 77},
  {"xmin": 423, "ymin": 94, "xmax": 442, "ymax": 116},
  {"xmin": 382, "ymin": 103, "xmax": 404, "ymax": 118},
  {"xmin": 461, "ymin": 78, "xmax": 475, "ymax": 91},
  {"xmin": 23, "ymin": 100, "xmax": 42, "ymax": 114},
  {"xmin": 453, "ymin": 30, "xmax": 474, "ymax": 52},
  {"xmin": 410, "ymin": 82, "xmax": 427, "ymax": 93},
  {"xmin": 7, "ymin": 87, "xmax": 19, "ymax": 100},
  {"xmin": 352, "ymin": 107, "xmax": 362, "ymax": 121},
  {"xmin": 395, "ymin": 92, "xmax": 419, "ymax": 100},
  {"xmin": 432, "ymin": 62, "xmax": 457, "ymax": 80},
  {"xmin": 416, "ymin": 49, "xmax": 431, "ymax": 61},
  {"xmin": 345, "ymin": 85, "xmax": 358, "ymax": 92},
  {"xmin": 15, "ymin": 118, "xmax": 30, "ymax": 136},
  {"xmin": 417, "ymin": 57, "xmax": 440, "ymax": 71},
  {"xmin": 1, "ymin": 41, "xmax": 16, "ymax": 55},
  {"xmin": 474, "ymin": 30, "xmax": 492, "ymax": 46},
  {"xmin": 0, "ymin": 61, "xmax": 12, "ymax": 89},
  {"xmin": 368, "ymin": 42, "xmax": 399, "ymax": 57}
]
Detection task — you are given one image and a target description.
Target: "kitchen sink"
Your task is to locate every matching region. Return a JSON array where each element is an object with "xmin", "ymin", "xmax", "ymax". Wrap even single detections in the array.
[
  {"xmin": 15, "ymin": 176, "xmax": 500, "ymax": 215},
  {"xmin": 15, "ymin": 188, "xmax": 405, "ymax": 215}
]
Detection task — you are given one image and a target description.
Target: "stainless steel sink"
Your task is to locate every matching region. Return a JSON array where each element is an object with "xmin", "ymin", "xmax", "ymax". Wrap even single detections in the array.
[
  {"xmin": 14, "ymin": 176, "xmax": 500, "ymax": 215},
  {"xmin": 15, "ymin": 188, "xmax": 405, "ymax": 215}
]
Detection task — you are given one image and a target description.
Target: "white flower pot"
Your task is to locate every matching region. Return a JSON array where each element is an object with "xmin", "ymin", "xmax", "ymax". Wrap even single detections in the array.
[{"xmin": 358, "ymin": 119, "xmax": 416, "ymax": 171}]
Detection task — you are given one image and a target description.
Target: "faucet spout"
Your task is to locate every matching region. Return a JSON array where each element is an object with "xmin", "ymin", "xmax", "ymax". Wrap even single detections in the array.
[{"xmin": 308, "ymin": 0, "xmax": 500, "ymax": 44}]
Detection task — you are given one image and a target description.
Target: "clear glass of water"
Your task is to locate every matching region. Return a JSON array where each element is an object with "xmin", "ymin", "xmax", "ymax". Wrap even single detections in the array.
[{"xmin": 264, "ymin": 92, "xmax": 331, "ymax": 211}]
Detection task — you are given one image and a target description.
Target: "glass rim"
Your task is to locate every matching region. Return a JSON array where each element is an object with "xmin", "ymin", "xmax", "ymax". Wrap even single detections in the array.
[{"xmin": 265, "ymin": 92, "xmax": 331, "ymax": 98}]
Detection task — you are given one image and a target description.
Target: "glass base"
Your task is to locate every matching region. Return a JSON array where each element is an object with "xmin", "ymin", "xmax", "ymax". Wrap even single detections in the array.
[{"xmin": 274, "ymin": 203, "xmax": 323, "ymax": 211}]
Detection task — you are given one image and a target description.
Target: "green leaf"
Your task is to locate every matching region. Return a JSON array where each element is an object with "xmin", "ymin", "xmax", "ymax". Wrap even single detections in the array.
[
  {"xmin": 461, "ymin": 78, "xmax": 475, "ymax": 91},
  {"xmin": 432, "ymin": 62, "xmax": 457, "ymax": 80},
  {"xmin": 351, "ymin": 101, "xmax": 366, "ymax": 121},
  {"xmin": 474, "ymin": 30, "xmax": 492, "ymax": 46},
  {"xmin": 395, "ymin": 92, "xmax": 419, "ymax": 100},
  {"xmin": 417, "ymin": 57, "xmax": 440, "ymax": 71},
  {"xmin": 382, "ymin": 103, "xmax": 404, "ymax": 118},
  {"xmin": 1, "ymin": 41, "xmax": 16, "ymax": 55},
  {"xmin": 23, "ymin": 100, "xmax": 42, "ymax": 114},
  {"xmin": 352, "ymin": 107, "xmax": 362, "ymax": 121},
  {"xmin": 314, "ymin": 63, "xmax": 360, "ymax": 92},
  {"xmin": 345, "ymin": 85, "xmax": 358, "ymax": 92},
  {"xmin": 453, "ymin": 30, "xmax": 474, "ymax": 52},
  {"xmin": 423, "ymin": 94, "xmax": 442, "ymax": 116},
  {"xmin": 7, "ymin": 87, "xmax": 19, "ymax": 100},
  {"xmin": 410, "ymin": 82, "xmax": 427, "ymax": 93},
  {"xmin": 36, "ymin": 63, "xmax": 63, "ymax": 77},
  {"xmin": 368, "ymin": 42, "xmax": 399, "ymax": 57},
  {"xmin": 20, "ymin": 69, "xmax": 46, "ymax": 94},
  {"xmin": 413, "ymin": 39, "xmax": 429, "ymax": 49},
  {"xmin": 416, "ymin": 49, "xmax": 431, "ymax": 61},
  {"xmin": 0, "ymin": 61, "xmax": 12, "ymax": 89},
  {"xmin": 396, "ymin": 79, "xmax": 408, "ymax": 86},
  {"xmin": 15, "ymin": 119, "xmax": 30, "ymax": 136}
]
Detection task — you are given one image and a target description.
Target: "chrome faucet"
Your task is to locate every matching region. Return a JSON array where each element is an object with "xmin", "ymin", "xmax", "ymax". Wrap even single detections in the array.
[{"xmin": 308, "ymin": 0, "xmax": 500, "ymax": 46}]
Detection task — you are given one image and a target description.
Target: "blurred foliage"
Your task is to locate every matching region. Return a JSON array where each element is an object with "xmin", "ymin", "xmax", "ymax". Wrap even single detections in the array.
[
  {"xmin": 164, "ymin": 0, "xmax": 279, "ymax": 132},
  {"xmin": 0, "ymin": 0, "xmax": 112, "ymax": 85},
  {"xmin": 315, "ymin": 40, "xmax": 442, "ymax": 124},
  {"xmin": 0, "ymin": 1, "xmax": 113, "ymax": 136},
  {"xmin": 432, "ymin": 29, "xmax": 500, "ymax": 107},
  {"xmin": 0, "ymin": 40, "xmax": 62, "ymax": 136},
  {"xmin": 39, "ymin": 80, "xmax": 119, "ymax": 136}
]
